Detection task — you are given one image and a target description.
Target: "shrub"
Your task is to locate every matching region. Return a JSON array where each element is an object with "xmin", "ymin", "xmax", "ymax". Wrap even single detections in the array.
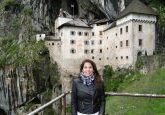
[
  {"xmin": 43, "ymin": 107, "xmax": 55, "ymax": 115},
  {"xmin": 103, "ymin": 67, "xmax": 142, "ymax": 92},
  {"xmin": 135, "ymin": 57, "xmax": 144, "ymax": 68},
  {"xmin": 22, "ymin": 7, "xmax": 32, "ymax": 16},
  {"xmin": 103, "ymin": 65, "xmax": 114, "ymax": 79},
  {"xmin": 4, "ymin": 0, "xmax": 15, "ymax": 6}
]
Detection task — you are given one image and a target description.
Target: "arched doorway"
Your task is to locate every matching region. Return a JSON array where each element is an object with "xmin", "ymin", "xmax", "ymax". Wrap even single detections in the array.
[
  {"xmin": 0, "ymin": 108, "xmax": 7, "ymax": 115},
  {"xmin": 137, "ymin": 51, "xmax": 142, "ymax": 57}
]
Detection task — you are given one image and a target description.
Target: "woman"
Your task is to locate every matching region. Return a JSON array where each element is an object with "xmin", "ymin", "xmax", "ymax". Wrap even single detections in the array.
[{"xmin": 71, "ymin": 59, "xmax": 105, "ymax": 115}]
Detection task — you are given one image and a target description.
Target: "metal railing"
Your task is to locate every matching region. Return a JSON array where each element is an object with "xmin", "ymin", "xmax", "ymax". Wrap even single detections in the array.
[
  {"xmin": 27, "ymin": 91, "xmax": 165, "ymax": 115},
  {"xmin": 105, "ymin": 92, "xmax": 165, "ymax": 98},
  {"xmin": 27, "ymin": 91, "xmax": 71, "ymax": 115}
]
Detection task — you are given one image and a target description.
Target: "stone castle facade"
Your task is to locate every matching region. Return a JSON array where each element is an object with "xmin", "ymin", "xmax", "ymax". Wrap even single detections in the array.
[{"xmin": 45, "ymin": 0, "xmax": 157, "ymax": 76}]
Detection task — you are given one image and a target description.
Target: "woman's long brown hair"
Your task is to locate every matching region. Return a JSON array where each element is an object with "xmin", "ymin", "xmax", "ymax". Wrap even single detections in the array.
[{"xmin": 80, "ymin": 59, "xmax": 103, "ymax": 88}]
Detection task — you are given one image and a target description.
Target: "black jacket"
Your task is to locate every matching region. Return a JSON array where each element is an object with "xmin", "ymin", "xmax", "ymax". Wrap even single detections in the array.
[{"xmin": 71, "ymin": 77, "xmax": 105, "ymax": 115}]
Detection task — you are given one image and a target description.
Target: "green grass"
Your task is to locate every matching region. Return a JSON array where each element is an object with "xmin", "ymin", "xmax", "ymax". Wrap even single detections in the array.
[{"xmin": 106, "ymin": 67, "xmax": 165, "ymax": 115}]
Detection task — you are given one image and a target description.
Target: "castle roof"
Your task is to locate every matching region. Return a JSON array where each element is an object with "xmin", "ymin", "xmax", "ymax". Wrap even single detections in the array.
[
  {"xmin": 103, "ymin": 21, "xmax": 116, "ymax": 32},
  {"xmin": 57, "ymin": 19, "xmax": 91, "ymax": 29},
  {"xmin": 94, "ymin": 18, "xmax": 110, "ymax": 24},
  {"xmin": 117, "ymin": 0, "xmax": 157, "ymax": 19}
]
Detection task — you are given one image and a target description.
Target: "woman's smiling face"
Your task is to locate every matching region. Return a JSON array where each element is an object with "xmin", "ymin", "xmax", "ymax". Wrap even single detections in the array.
[{"xmin": 82, "ymin": 62, "xmax": 94, "ymax": 76}]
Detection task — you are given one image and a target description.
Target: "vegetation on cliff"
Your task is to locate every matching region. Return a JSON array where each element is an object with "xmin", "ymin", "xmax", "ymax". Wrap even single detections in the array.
[
  {"xmin": 0, "ymin": 0, "xmax": 46, "ymax": 68},
  {"xmin": 0, "ymin": 0, "xmax": 60, "ymax": 114},
  {"xmin": 149, "ymin": 0, "xmax": 165, "ymax": 26},
  {"xmin": 149, "ymin": 0, "xmax": 165, "ymax": 53}
]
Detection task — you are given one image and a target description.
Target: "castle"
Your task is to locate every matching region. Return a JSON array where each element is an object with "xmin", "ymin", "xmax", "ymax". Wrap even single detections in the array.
[{"xmin": 45, "ymin": 0, "xmax": 157, "ymax": 75}]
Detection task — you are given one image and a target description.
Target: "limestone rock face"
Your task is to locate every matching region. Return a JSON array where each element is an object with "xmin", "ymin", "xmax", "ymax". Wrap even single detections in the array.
[
  {"xmin": 0, "ymin": 0, "xmax": 151, "ymax": 35},
  {"xmin": 0, "ymin": 66, "xmax": 34, "ymax": 114}
]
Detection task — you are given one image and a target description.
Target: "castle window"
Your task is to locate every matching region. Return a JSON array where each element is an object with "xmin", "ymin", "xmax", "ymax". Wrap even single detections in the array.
[
  {"xmin": 92, "ymin": 32, "xmax": 95, "ymax": 36},
  {"xmin": 116, "ymin": 57, "xmax": 118, "ymax": 59},
  {"xmin": 116, "ymin": 33, "xmax": 117, "ymax": 36},
  {"xmin": 99, "ymin": 31, "xmax": 103, "ymax": 35},
  {"xmin": 99, "ymin": 49, "xmax": 102, "ymax": 53},
  {"xmin": 126, "ymin": 56, "xmax": 129, "ymax": 59},
  {"xmin": 126, "ymin": 26, "xmax": 128, "ymax": 32},
  {"xmin": 52, "ymin": 42, "xmax": 54, "ymax": 45},
  {"xmin": 99, "ymin": 58, "xmax": 101, "ymax": 60},
  {"xmin": 120, "ymin": 28, "xmax": 122, "ymax": 34},
  {"xmin": 116, "ymin": 46, "xmax": 117, "ymax": 48},
  {"xmin": 91, "ymin": 49, "xmax": 94, "ymax": 53},
  {"xmin": 84, "ymin": 49, "xmax": 89, "ymax": 54},
  {"xmin": 92, "ymin": 56, "xmax": 95, "ymax": 59},
  {"xmin": 84, "ymin": 32, "xmax": 89, "ymax": 36},
  {"xmin": 84, "ymin": 40, "xmax": 89, "ymax": 45},
  {"xmin": 78, "ymin": 31, "xmax": 82, "ymax": 36},
  {"xmin": 107, "ymin": 37, "xmax": 108, "ymax": 39},
  {"xmin": 71, "ymin": 31, "xmax": 75, "ymax": 35},
  {"xmin": 120, "ymin": 41, "xmax": 123, "ymax": 47},
  {"xmin": 70, "ymin": 48, "xmax": 76, "ymax": 53},
  {"xmin": 126, "ymin": 40, "xmax": 129, "ymax": 46},
  {"xmin": 121, "ymin": 56, "xmax": 123, "ymax": 59},
  {"xmin": 99, "ymin": 40, "xmax": 102, "ymax": 44},
  {"xmin": 107, "ymin": 47, "xmax": 109, "ymax": 50},
  {"xmin": 91, "ymin": 40, "xmax": 94, "ymax": 45},
  {"xmin": 139, "ymin": 39, "xmax": 142, "ymax": 46},
  {"xmin": 139, "ymin": 25, "xmax": 142, "ymax": 31},
  {"xmin": 70, "ymin": 40, "xmax": 75, "ymax": 44},
  {"xmin": 107, "ymin": 57, "xmax": 109, "ymax": 60}
]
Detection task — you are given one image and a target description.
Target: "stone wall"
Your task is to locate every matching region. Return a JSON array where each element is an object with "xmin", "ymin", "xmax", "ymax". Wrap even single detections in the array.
[{"xmin": 137, "ymin": 54, "xmax": 165, "ymax": 73}]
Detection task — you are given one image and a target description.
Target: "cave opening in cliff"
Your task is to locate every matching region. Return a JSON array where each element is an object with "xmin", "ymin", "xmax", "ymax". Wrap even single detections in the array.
[
  {"xmin": 0, "ymin": 108, "xmax": 7, "ymax": 115},
  {"xmin": 69, "ymin": 0, "xmax": 78, "ymax": 16}
]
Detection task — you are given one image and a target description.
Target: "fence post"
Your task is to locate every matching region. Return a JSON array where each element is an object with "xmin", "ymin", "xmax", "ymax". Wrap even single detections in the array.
[{"xmin": 61, "ymin": 93, "xmax": 66, "ymax": 115}]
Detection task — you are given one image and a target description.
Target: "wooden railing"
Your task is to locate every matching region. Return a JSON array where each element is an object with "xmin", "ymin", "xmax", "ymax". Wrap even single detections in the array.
[{"xmin": 27, "ymin": 91, "xmax": 165, "ymax": 115}]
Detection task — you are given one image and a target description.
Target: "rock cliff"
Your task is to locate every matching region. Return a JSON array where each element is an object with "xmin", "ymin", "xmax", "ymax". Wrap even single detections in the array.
[{"xmin": 0, "ymin": 0, "xmax": 164, "ymax": 114}]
